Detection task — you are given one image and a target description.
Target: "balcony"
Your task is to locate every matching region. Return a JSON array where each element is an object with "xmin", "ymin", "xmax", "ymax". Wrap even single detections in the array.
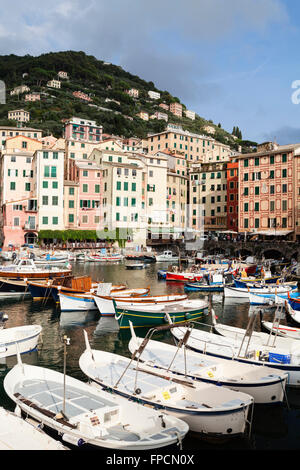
[{"xmin": 23, "ymin": 222, "xmax": 37, "ymax": 231}]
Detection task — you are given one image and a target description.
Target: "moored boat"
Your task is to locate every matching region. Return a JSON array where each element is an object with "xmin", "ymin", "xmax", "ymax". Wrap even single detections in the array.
[
  {"xmin": 4, "ymin": 357, "xmax": 189, "ymax": 450},
  {"xmin": 0, "ymin": 324, "xmax": 42, "ymax": 358},
  {"xmin": 128, "ymin": 322, "xmax": 288, "ymax": 404},
  {"xmin": 79, "ymin": 331, "xmax": 254, "ymax": 440}
]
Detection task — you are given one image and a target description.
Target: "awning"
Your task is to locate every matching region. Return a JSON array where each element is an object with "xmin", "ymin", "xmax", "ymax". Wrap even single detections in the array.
[{"xmin": 250, "ymin": 230, "xmax": 294, "ymax": 236}]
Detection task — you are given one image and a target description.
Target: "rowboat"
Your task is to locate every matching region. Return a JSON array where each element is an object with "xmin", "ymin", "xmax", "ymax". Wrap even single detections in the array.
[
  {"xmin": 233, "ymin": 276, "xmax": 282, "ymax": 288},
  {"xmin": 184, "ymin": 274, "xmax": 225, "ymax": 292},
  {"xmin": 125, "ymin": 263, "xmax": 145, "ymax": 270},
  {"xmin": 93, "ymin": 293, "xmax": 188, "ymax": 317},
  {"xmin": 4, "ymin": 355, "xmax": 189, "ymax": 450},
  {"xmin": 59, "ymin": 287, "xmax": 151, "ymax": 312},
  {"xmin": 286, "ymin": 292, "xmax": 300, "ymax": 311},
  {"xmin": 0, "ymin": 324, "xmax": 42, "ymax": 358},
  {"xmin": 0, "ymin": 258, "xmax": 71, "ymax": 280},
  {"xmin": 261, "ymin": 320, "xmax": 300, "ymax": 340},
  {"xmin": 87, "ymin": 254, "xmax": 123, "ymax": 263},
  {"xmin": 79, "ymin": 331, "xmax": 254, "ymax": 440},
  {"xmin": 114, "ymin": 298, "xmax": 209, "ymax": 329},
  {"xmin": 128, "ymin": 322, "xmax": 288, "ymax": 404},
  {"xmin": 165, "ymin": 271, "xmax": 204, "ymax": 282},
  {"xmin": 224, "ymin": 284, "xmax": 295, "ymax": 299},
  {"xmin": 168, "ymin": 308, "xmax": 300, "ymax": 387},
  {"xmin": 26, "ymin": 276, "xmax": 127, "ymax": 302},
  {"xmin": 285, "ymin": 300, "xmax": 300, "ymax": 325},
  {"xmin": 0, "ymin": 407, "xmax": 67, "ymax": 450}
]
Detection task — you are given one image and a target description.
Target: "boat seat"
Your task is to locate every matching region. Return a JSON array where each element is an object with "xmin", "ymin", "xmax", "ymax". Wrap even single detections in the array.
[{"xmin": 101, "ymin": 424, "xmax": 140, "ymax": 442}]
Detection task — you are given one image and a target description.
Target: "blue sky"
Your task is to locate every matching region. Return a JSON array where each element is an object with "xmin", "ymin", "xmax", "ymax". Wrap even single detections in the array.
[{"xmin": 0, "ymin": 0, "xmax": 300, "ymax": 144}]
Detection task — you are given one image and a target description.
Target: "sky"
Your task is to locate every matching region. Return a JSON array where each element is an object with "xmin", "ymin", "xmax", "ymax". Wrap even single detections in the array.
[{"xmin": 0, "ymin": 0, "xmax": 300, "ymax": 144}]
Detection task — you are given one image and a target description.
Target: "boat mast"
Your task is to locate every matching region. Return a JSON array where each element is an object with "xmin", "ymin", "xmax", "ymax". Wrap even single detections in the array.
[{"xmin": 62, "ymin": 335, "xmax": 70, "ymax": 416}]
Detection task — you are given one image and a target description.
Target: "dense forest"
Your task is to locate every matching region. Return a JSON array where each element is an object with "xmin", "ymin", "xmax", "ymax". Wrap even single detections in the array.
[{"xmin": 0, "ymin": 51, "xmax": 257, "ymax": 152}]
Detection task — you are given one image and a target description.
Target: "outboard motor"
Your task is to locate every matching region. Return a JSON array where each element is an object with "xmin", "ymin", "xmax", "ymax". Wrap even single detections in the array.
[{"xmin": 0, "ymin": 312, "xmax": 8, "ymax": 327}]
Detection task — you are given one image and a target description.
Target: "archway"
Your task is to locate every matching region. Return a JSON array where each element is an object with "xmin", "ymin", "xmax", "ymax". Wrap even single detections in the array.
[
  {"xmin": 263, "ymin": 249, "xmax": 284, "ymax": 260},
  {"xmin": 24, "ymin": 232, "xmax": 38, "ymax": 245}
]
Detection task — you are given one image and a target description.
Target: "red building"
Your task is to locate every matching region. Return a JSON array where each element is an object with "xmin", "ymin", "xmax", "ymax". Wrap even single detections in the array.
[{"xmin": 227, "ymin": 159, "xmax": 239, "ymax": 232}]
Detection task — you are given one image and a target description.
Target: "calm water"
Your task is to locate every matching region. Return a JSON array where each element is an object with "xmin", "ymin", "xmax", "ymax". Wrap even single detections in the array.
[{"xmin": 1, "ymin": 260, "xmax": 300, "ymax": 451}]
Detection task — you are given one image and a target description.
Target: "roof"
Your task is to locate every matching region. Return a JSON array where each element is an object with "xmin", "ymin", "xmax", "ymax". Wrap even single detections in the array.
[{"xmin": 235, "ymin": 144, "xmax": 300, "ymax": 159}]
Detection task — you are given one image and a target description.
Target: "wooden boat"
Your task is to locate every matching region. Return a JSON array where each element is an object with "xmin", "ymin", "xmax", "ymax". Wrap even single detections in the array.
[
  {"xmin": 0, "ymin": 258, "xmax": 71, "ymax": 279},
  {"xmin": 93, "ymin": 293, "xmax": 188, "ymax": 317},
  {"xmin": 184, "ymin": 274, "xmax": 225, "ymax": 292},
  {"xmin": 285, "ymin": 300, "xmax": 300, "ymax": 325},
  {"xmin": 233, "ymin": 276, "xmax": 282, "ymax": 287},
  {"xmin": 125, "ymin": 263, "xmax": 145, "ymax": 270},
  {"xmin": 59, "ymin": 287, "xmax": 151, "ymax": 312},
  {"xmin": 79, "ymin": 331, "xmax": 254, "ymax": 440},
  {"xmin": 87, "ymin": 254, "xmax": 123, "ymax": 263},
  {"xmin": 168, "ymin": 308, "xmax": 300, "ymax": 387},
  {"xmin": 287, "ymin": 292, "xmax": 300, "ymax": 311},
  {"xmin": 26, "ymin": 276, "xmax": 127, "ymax": 302},
  {"xmin": 0, "ymin": 324, "xmax": 42, "ymax": 358},
  {"xmin": 0, "ymin": 407, "xmax": 67, "ymax": 450},
  {"xmin": 166, "ymin": 271, "xmax": 203, "ymax": 282},
  {"xmin": 128, "ymin": 322, "xmax": 288, "ymax": 404},
  {"xmin": 113, "ymin": 298, "xmax": 209, "ymax": 329},
  {"xmin": 224, "ymin": 284, "xmax": 294, "ymax": 299},
  {"xmin": 157, "ymin": 270, "xmax": 167, "ymax": 279},
  {"xmin": 261, "ymin": 320, "xmax": 300, "ymax": 340},
  {"xmin": 4, "ymin": 356, "xmax": 189, "ymax": 450}
]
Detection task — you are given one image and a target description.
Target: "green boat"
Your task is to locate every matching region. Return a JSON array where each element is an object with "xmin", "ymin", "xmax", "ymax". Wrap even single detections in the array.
[{"xmin": 114, "ymin": 298, "xmax": 209, "ymax": 329}]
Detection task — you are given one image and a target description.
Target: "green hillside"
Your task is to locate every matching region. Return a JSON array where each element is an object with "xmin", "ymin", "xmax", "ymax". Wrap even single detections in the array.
[{"xmin": 0, "ymin": 51, "xmax": 256, "ymax": 152}]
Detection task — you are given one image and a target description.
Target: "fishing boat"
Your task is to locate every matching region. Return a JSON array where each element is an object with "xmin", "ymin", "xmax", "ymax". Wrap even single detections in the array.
[
  {"xmin": 0, "ymin": 258, "xmax": 71, "ymax": 280},
  {"xmin": 26, "ymin": 276, "xmax": 127, "ymax": 302},
  {"xmin": 79, "ymin": 331, "xmax": 254, "ymax": 440},
  {"xmin": 157, "ymin": 270, "xmax": 167, "ymax": 280},
  {"xmin": 286, "ymin": 292, "xmax": 300, "ymax": 311},
  {"xmin": 184, "ymin": 274, "xmax": 225, "ymax": 292},
  {"xmin": 165, "ymin": 270, "xmax": 204, "ymax": 283},
  {"xmin": 0, "ymin": 324, "xmax": 42, "ymax": 358},
  {"xmin": 261, "ymin": 313, "xmax": 300, "ymax": 341},
  {"xmin": 4, "ymin": 354, "xmax": 189, "ymax": 450},
  {"xmin": 127, "ymin": 322, "xmax": 288, "ymax": 404},
  {"xmin": 0, "ymin": 407, "xmax": 67, "ymax": 450},
  {"xmin": 93, "ymin": 293, "xmax": 188, "ymax": 317},
  {"xmin": 59, "ymin": 286, "xmax": 151, "ymax": 312},
  {"xmin": 156, "ymin": 251, "xmax": 179, "ymax": 262},
  {"xmin": 125, "ymin": 263, "xmax": 146, "ymax": 270},
  {"xmin": 87, "ymin": 253, "xmax": 123, "ymax": 263},
  {"xmin": 285, "ymin": 300, "xmax": 300, "ymax": 325},
  {"xmin": 113, "ymin": 298, "xmax": 209, "ymax": 329},
  {"xmin": 224, "ymin": 284, "xmax": 295, "ymax": 299},
  {"xmin": 168, "ymin": 308, "xmax": 300, "ymax": 387},
  {"xmin": 233, "ymin": 276, "xmax": 282, "ymax": 288}
]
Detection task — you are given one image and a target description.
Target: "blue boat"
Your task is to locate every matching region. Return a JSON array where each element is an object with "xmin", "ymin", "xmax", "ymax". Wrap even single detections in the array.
[
  {"xmin": 234, "ymin": 276, "xmax": 281, "ymax": 288},
  {"xmin": 157, "ymin": 270, "xmax": 167, "ymax": 280},
  {"xmin": 184, "ymin": 282, "xmax": 224, "ymax": 292}
]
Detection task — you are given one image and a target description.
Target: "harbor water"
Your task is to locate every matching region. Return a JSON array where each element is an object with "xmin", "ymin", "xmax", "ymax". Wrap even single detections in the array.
[{"xmin": 0, "ymin": 260, "xmax": 300, "ymax": 451}]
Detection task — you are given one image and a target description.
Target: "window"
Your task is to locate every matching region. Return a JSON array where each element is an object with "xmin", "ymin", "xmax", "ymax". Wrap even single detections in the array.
[
  {"xmin": 69, "ymin": 214, "xmax": 74, "ymax": 223},
  {"xmin": 52, "ymin": 217, "xmax": 58, "ymax": 225},
  {"xmin": 270, "ymin": 201, "xmax": 275, "ymax": 211},
  {"xmin": 131, "ymin": 198, "xmax": 136, "ymax": 207},
  {"xmin": 244, "ymin": 202, "xmax": 249, "ymax": 212},
  {"xmin": 254, "ymin": 202, "xmax": 259, "ymax": 211},
  {"xmin": 22, "ymin": 141, "xmax": 27, "ymax": 149},
  {"xmin": 83, "ymin": 170, "xmax": 88, "ymax": 177},
  {"xmin": 255, "ymin": 218, "xmax": 260, "ymax": 228},
  {"xmin": 244, "ymin": 187, "xmax": 249, "ymax": 196},
  {"xmin": 95, "ymin": 184, "xmax": 100, "ymax": 193},
  {"xmin": 44, "ymin": 166, "xmax": 50, "ymax": 177},
  {"xmin": 43, "ymin": 151, "xmax": 48, "ymax": 159},
  {"xmin": 42, "ymin": 196, "xmax": 48, "ymax": 205},
  {"xmin": 42, "ymin": 217, "xmax": 48, "ymax": 224},
  {"xmin": 43, "ymin": 181, "xmax": 48, "ymax": 189},
  {"xmin": 244, "ymin": 159, "xmax": 249, "ymax": 167},
  {"xmin": 282, "ymin": 169, "xmax": 287, "ymax": 178},
  {"xmin": 83, "ymin": 184, "xmax": 88, "ymax": 193},
  {"xmin": 69, "ymin": 200, "xmax": 74, "ymax": 209},
  {"xmin": 282, "ymin": 217, "xmax": 287, "ymax": 228},
  {"xmin": 255, "ymin": 157, "xmax": 259, "ymax": 166},
  {"xmin": 244, "ymin": 218, "xmax": 249, "ymax": 228},
  {"xmin": 124, "ymin": 197, "xmax": 128, "ymax": 207},
  {"xmin": 244, "ymin": 173, "xmax": 248, "ymax": 181},
  {"xmin": 132, "ymin": 183, "xmax": 136, "ymax": 191},
  {"xmin": 25, "ymin": 183, "xmax": 30, "ymax": 191},
  {"xmin": 282, "ymin": 200, "xmax": 287, "ymax": 211},
  {"xmin": 116, "ymin": 197, "xmax": 121, "ymax": 206},
  {"xmin": 270, "ymin": 185, "xmax": 275, "ymax": 194},
  {"xmin": 282, "ymin": 154, "xmax": 287, "ymax": 163},
  {"xmin": 52, "ymin": 182, "xmax": 58, "ymax": 189},
  {"xmin": 282, "ymin": 184, "xmax": 287, "ymax": 193},
  {"xmin": 116, "ymin": 212, "xmax": 120, "ymax": 221},
  {"xmin": 13, "ymin": 217, "xmax": 19, "ymax": 226},
  {"xmin": 10, "ymin": 182, "xmax": 16, "ymax": 190},
  {"xmin": 51, "ymin": 167, "xmax": 56, "ymax": 178},
  {"xmin": 52, "ymin": 196, "xmax": 58, "ymax": 206},
  {"xmin": 270, "ymin": 155, "xmax": 274, "ymax": 164},
  {"xmin": 53, "ymin": 152, "xmax": 58, "ymax": 160},
  {"xmin": 269, "ymin": 170, "xmax": 274, "ymax": 179},
  {"xmin": 69, "ymin": 188, "xmax": 74, "ymax": 195},
  {"xmin": 255, "ymin": 186, "xmax": 259, "ymax": 195},
  {"xmin": 116, "ymin": 181, "xmax": 121, "ymax": 190}
]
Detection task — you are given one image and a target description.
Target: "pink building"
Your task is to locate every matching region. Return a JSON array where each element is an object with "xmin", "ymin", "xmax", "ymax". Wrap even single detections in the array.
[
  {"xmin": 72, "ymin": 91, "xmax": 92, "ymax": 102},
  {"xmin": 25, "ymin": 93, "xmax": 40, "ymax": 102},
  {"xmin": 0, "ymin": 151, "xmax": 37, "ymax": 248},
  {"xmin": 68, "ymin": 160, "xmax": 102, "ymax": 230},
  {"xmin": 64, "ymin": 117, "xmax": 103, "ymax": 143},
  {"xmin": 169, "ymin": 102, "xmax": 183, "ymax": 117}
]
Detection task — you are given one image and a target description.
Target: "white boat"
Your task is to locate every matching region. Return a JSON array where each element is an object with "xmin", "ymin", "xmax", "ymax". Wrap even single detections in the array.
[
  {"xmin": 93, "ymin": 293, "xmax": 188, "ymax": 317},
  {"xmin": 59, "ymin": 285, "xmax": 151, "ymax": 312},
  {"xmin": 284, "ymin": 300, "xmax": 300, "ymax": 326},
  {"xmin": 0, "ymin": 258, "xmax": 71, "ymax": 279},
  {"xmin": 87, "ymin": 253, "xmax": 123, "ymax": 263},
  {"xmin": 224, "ymin": 284, "xmax": 294, "ymax": 299},
  {"xmin": 128, "ymin": 322, "xmax": 288, "ymax": 404},
  {"xmin": 169, "ymin": 310, "xmax": 300, "ymax": 387},
  {"xmin": 0, "ymin": 407, "xmax": 67, "ymax": 450},
  {"xmin": 156, "ymin": 251, "xmax": 179, "ymax": 262},
  {"xmin": 0, "ymin": 324, "xmax": 42, "ymax": 358},
  {"xmin": 261, "ymin": 320, "xmax": 300, "ymax": 341},
  {"xmin": 79, "ymin": 331, "xmax": 254, "ymax": 440},
  {"xmin": 4, "ymin": 357, "xmax": 189, "ymax": 451}
]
